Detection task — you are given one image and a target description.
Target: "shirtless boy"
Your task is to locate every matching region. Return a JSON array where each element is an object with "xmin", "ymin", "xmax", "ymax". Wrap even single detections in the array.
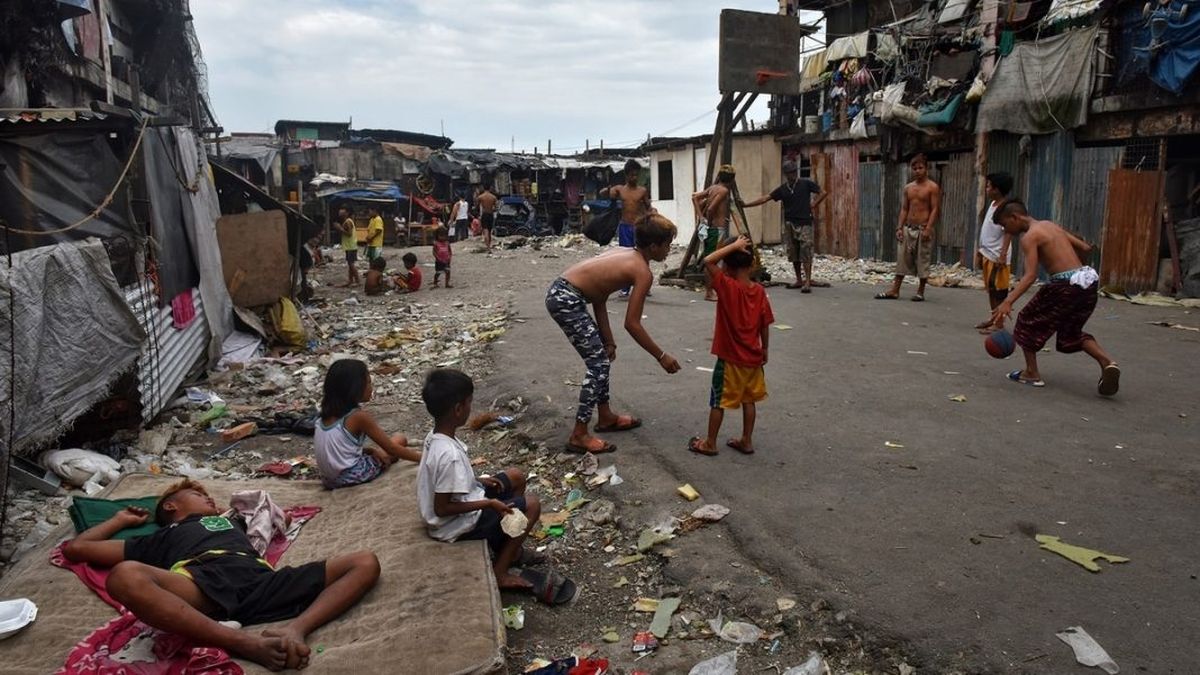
[
  {"xmin": 477, "ymin": 187, "xmax": 499, "ymax": 251},
  {"xmin": 990, "ymin": 199, "xmax": 1120, "ymax": 395},
  {"xmin": 601, "ymin": 160, "xmax": 652, "ymax": 296},
  {"xmin": 63, "ymin": 480, "xmax": 380, "ymax": 671},
  {"xmin": 692, "ymin": 165, "xmax": 736, "ymax": 301},
  {"xmin": 545, "ymin": 214, "xmax": 682, "ymax": 454},
  {"xmin": 877, "ymin": 154, "xmax": 941, "ymax": 301}
]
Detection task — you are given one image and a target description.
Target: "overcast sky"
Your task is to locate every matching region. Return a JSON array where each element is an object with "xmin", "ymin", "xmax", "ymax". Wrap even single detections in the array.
[{"xmin": 191, "ymin": 0, "xmax": 821, "ymax": 152}]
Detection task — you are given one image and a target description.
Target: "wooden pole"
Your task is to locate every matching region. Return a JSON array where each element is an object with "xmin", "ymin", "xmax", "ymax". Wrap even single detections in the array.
[{"xmin": 674, "ymin": 93, "xmax": 737, "ymax": 277}]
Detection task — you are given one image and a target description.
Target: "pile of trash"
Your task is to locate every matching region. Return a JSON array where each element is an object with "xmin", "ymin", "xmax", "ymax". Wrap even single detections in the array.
[{"xmin": 755, "ymin": 246, "xmax": 984, "ymax": 288}]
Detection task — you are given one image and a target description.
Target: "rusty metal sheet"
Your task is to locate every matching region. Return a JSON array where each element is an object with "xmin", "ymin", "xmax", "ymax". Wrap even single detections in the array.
[
  {"xmin": 827, "ymin": 144, "xmax": 860, "ymax": 258},
  {"xmin": 935, "ymin": 152, "xmax": 976, "ymax": 263},
  {"xmin": 858, "ymin": 162, "xmax": 883, "ymax": 259},
  {"xmin": 1100, "ymin": 168, "xmax": 1162, "ymax": 292},
  {"xmin": 1027, "ymin": 131, "xmax": 1074, "ymax": 224}
]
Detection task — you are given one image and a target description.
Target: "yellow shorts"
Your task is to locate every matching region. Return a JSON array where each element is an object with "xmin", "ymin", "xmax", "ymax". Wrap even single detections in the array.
[
  {"xmin": 981, "ymin": 258, "xmax": 1011, "ymax": 291},
  {"xmin": 709, "ymin": 359, "xmax": 767, "ymax": 409}
]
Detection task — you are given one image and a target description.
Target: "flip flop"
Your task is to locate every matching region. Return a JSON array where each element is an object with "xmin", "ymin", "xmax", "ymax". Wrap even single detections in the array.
[
  {"xmin": 519, "ymin": 568, "xmax": 580, "ymax": 606},
  {"xmin": 1007, "ymin": 370, "xmax": 1045, "ymax": 388},
  {"xmin": 726, "ymin": 438, "xmax": 755, "ymax": 455},
  {"xmin": 565, "ymin": 439, "xmax": 617, "ymax": 454},
  {"xmin": 1098, "ymin": 363, "xmax": 1121, "ymax": 397},
  {"xmin": 688, "ymin": 436, "xmax": 718, "ymax": 456},
  {"xmin": 810, "ymin": 280, "xmax": 831, "ymax": 288},
  {"xmin": 800, "ymin": 286, "xmax": 812, "ymax": 294},
  {"xmin": 874, "ymin": 292, "xmax": 899, "ymax": 300},
  {"xmin": 911, "ymin": 294, "xmax": 925, "ymax": 302},
  {"xmin": 594, "ymin": 415, "xmax": 642, "ymax": 433}
]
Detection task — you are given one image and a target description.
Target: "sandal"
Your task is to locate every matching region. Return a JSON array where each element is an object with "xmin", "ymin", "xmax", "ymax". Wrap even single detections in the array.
[
  {"xmin": 726, "ymin": 438, "xmax": 755, "ymax": 455},
  {"xmin": 519, "ymin": 568, "xmax": 580, "ymax": 606},
  {"xmin": 800, "ymin": 285, "xmax": 812, "ymax": 294},
  {"xmin": 687, "ymin": 436, "xmax": 718, "ymax": 456},
  {"xmin": 874, "ymin": 292, "xmax": 899, "ymax": 300},
  {"xmin": 594, "ymin": 415, "xmax": 642, "ymax": 433},
  {"xmin": 786, "ymin": 282, "xmax": 805, "ymax": 289},
  {"xmin": 1098, "ymin": 364, "xmax": 1121, "ymax": 397},
  {"xmin": 1007, "ymin": 370, "xmax": 1045, "ymax": 388},
  {"xmin": 565, "ymin": 438, "xmax": 617, "ymax": 454},
  {"xmin": 911, "ymin": 294, "xmax": 925, "ymax": 302}
]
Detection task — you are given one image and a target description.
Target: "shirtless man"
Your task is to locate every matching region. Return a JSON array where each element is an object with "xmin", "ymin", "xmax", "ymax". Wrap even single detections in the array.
[
  {"xmin": 876, "ymin": 154, "xmax": 941, "ymax": 301},
  {"xmin": 63, "ymin": 480, "xmax": 380, "ymax": 671},
  {"xmin": 692, "ymin": 165, "xmax": 736, "ymax": 301},
  {"xmin": 990, "ymin": 199, "xmax": 1120, "ymax": 395},
  {"xmin": 601, "ymin": 160, "xmax": 652, "ymax": 296},
  {"xmin": 476, "ymin": 187, "xmax": 499, "ymax": 251},
  {"xmin": 545, "ymin": 214, "xmax": 682, "ymax": 454}
]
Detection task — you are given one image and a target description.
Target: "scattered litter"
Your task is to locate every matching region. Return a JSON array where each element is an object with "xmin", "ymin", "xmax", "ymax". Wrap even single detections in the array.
[
  {"xmin": 501, "ymin": 510, "xmax": 529, "ymax": 538},
  {"xmin": 612, "ymin": 554, "xmax": 644, "ymax": 567},
  {"xmin": 0, "ymin": 598, "xmax": 38, "ymax": 640},
  {"xmin": 587, "ymin": 465, "xmax": 623, "ymax": 488},
  {"xmin": 575, "ymin": 453, "xmax": 599, "ymax": 476},
  {"xmin": 943, "ymin": 371, "xmax": 961, "ymax": 375},
  {"xmin": 601, "ymin": 629, "xmax": 620, "ymax": 644},
  {"xmin": 649, "ymin": 597, "xmax": 681, "ymax": 638},
  {"xmin": 631, "ymin": 631, "xmax": 658, "ymax": 654},
  {"xmin": 774, "ymin": 324, "xmax": 793, "ymax": 330},
  {"xmin": 1035, "ymin": 535, "xmax": 1129, "ymax": 572},
  {"xmin": 696, "ymin": 366, "xmax": 714, "ymax": 373},
  {"xmin": 677, "ymin": 484, "xmax": 701, "ymax": 501},
  {"xmin": 1146, "ymin": 320, "xmax": 1200, "ymax": 332},
  {"xmin": 40, "ymin": 449, "xmax": 121, "ymax": 488},
  {"xmin": 782, "ymin": 652, "xmax": 830, "ymax": 675},
  {"xmin": 613, "ymin": 577, "xmax": 629, "ymax": 588},
  {"xmin": 637, "ymin": 521, "xmax": 676, "ymax": 552},
  {"xmin": 633, "ymin": 598, "xmax": 660, "ymax": 613},
  {"xmin": 540, "ymin": 511, "xmax": 570, "ymax": 528},
  {"xmin": 220, "ymin": 421, "xmax": 258, "ymax": 443},
  {"xmin": 688, "ymin": 649, "xmax": 737, "ymax": 675},
  {"xmin": 691, "ymin": 504, "xmax": 730, "ymax": 522},
  {"xmin": 948, "ymin": 394, "xmax": 968, "ymax": 403},
  {"xmin": 898, "ymin": 663, "xmax": 915, "ymax": 675},
  {"xmin": 715, "ymin": 618, "xmax": 763, "ymax": 644},
  {"xmin": 502, "ymin": 605, "xmax": 525, "ymax": 630},
  {"xmin": 1056, "ymin": 626, "xmax": 1119, "ymax": 674},
  {"xmin": 777, "ymin": 597, "xmax": 797, "ymax": 612},
  {"xmin": 884, "ymin": 441, "xmax": 905, "ymax": 449},
  {"xmin": 907, "ymin": 350, "xmax": 928, "ymax": 355}
]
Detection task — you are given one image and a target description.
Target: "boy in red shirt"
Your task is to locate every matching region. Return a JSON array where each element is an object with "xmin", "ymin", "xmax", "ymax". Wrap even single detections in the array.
[{"xmin": 689, "ymin": 236, "xmax": 774, "ymax": 456}]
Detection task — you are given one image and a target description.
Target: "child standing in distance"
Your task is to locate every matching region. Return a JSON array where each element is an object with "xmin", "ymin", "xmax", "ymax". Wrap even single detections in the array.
[
  {"xmin": 432, "ymin": 226, "xmax": 453, "ymax": 288},
  {"xmin": 974, "ymin": 172, "xmax": 1014, "ymax": 332},
  {"xmin": 364, "ymin": 256, "xmax": 389, "ymax": 296},
  {"xmin": 546, "ymin": 214, "xmax": 682, "ymax": 455},
  {"xmin": 337, "ymin": 207, "xmax": 360, "ymax": 288},
  {"xmin": 394, "ymin": 252, "xmax": 423, "ymax": 292},
  {"xmin": 417, "ymin": 369, "xmax": 544, "ymax": 592},
  {"xmin": 688, "ymin": 236, "xmax": 774, "ymax": 456},
  {"xmin": 365, "ymin": 206, "xmax": 385, "ymax": 261},
  {"xmin": 315, "ymin": 359, "xmax": 421, "ymax": 489}
]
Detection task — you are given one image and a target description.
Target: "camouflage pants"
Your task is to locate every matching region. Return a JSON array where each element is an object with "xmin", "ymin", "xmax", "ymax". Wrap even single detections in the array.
[{"xmin": 546, "ymin": 277, "xmax": 610, "ymax": 423}]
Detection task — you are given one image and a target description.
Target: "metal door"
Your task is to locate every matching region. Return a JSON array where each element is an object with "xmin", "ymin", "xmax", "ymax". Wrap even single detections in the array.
[
  {"xmin": 1099, "ymin": 169, "xmax": 1163, "ymax": 292},
  {"xmin": 858, "ymin": 161, "xmax": 883, "ymax": 259}
]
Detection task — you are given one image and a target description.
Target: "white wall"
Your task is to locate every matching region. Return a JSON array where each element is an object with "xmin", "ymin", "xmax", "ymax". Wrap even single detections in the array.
[{"xmin": 650, "ymin": 146, "xmax": 701, "ymax": 244}]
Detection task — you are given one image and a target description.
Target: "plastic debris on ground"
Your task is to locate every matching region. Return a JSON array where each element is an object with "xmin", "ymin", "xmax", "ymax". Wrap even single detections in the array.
[
  {"xmin": 677, "ymin": 484, "xmax": 701, "ymax": 501},
  {"xmin": 1035, "ymin": 534, "xmax": 1130, "ymax": 572},
  {"xmin": 649, "ymin": 597, "xmax": 681, "ymax": 638},
  {"xmin": 782, "ymin": 651, "xmax": 830, "ymax": 675},
  {"xmin": 503, "ymin": 605, "xmax": 525, "ymax": 630},
  {"xmin": 688, "ymin": 649, "xmax": 737, "ymax": 675},
  {"xmin": 691, "ymin": 504, "xmax": 730, "ymax": 522},
  {"xmin": 1056, "ymin": 626, "xmax": 1119, "ymax": 674},
  {"xmin": 708, "ymin": 611, "xmax": 763, "ymax": 644},
  {"xmin": 631, "ymin": 631, "xmax": 658, "ymax": 654}
]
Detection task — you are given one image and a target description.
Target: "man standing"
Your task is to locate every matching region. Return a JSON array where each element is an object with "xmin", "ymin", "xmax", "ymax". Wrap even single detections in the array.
[
  {"xmin": 742, "ymin": 160, "xmax": 826, "ymax": 292},
  {"xmin": 974, "ymin": 172, "xmax": 1013, "ymax": 332},
  {"xmin": 365, "ymin": 206, "xmax": 385, "ymax": 261},
  {"xmin": 337, "ymin": 206, "xmax": 360, "ymax": 287},
  {"xmin": 691, "ymin": 165, "xmax": 736, "ymax": 301},
  {"xmin": 990, "ymin": 199, "xmax": 1119, "ymax": 395},
  {"xmin": 452, "ymin": 195, "xmax": 470, "ymax": 242},
  {"xmin": 601, "ymin": 160, "xmax": 652, "ymax": 296},
  {"xmin": 477, "ymin": 186, "xmax": 498, "ymax": 250},
  {"xmin": 876, "ymin": 153, "xmax": 941, "ymax": 302}
]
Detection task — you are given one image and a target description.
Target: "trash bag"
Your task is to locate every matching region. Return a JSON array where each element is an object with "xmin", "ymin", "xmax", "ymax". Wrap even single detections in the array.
[
  {"xmin": 41, "ymin": 448, "xmax": 122, "ymax": 488},
  {"xmin": 269, "ymin": 297, "xmax": 306, "ymax": 350},
  {"xmin": 583, "ymin": 206, "xmax": 621, "ymax": 246}
]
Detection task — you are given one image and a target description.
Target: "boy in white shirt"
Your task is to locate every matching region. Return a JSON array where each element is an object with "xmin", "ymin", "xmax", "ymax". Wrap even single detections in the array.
[
  {"xmin": 417, "ymin": 369, "xmax": 541, "ymax": 592},
  {"xmin": 975, "ymin": 172, "xmax": 1014, "ymax": 332}
]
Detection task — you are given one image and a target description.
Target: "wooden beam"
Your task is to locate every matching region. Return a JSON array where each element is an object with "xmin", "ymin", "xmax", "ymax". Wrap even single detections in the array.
[
  {"xmin": 730, "ymin": 92, "xmax": 760, "ymax": 129},
  {"xmin": 674, "ymin": 93, "xmax": 736, "ymax": 277}
]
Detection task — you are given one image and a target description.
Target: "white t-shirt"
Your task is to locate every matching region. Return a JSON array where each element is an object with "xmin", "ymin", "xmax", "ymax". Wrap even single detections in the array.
[
  {"xmin": 454, "ymin": 201, "xmax": 469, "ymax": 222},
  {"xmin": 978, "ymin": 200, "xmax": 1012, "ymax": 264},
  {"xmin": 417, "ymin": 432, "xmax": 485, "ymax": 541}
]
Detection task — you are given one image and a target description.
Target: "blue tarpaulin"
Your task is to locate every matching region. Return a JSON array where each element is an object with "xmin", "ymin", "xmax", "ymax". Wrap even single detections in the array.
[
  {"xmin": 325, "ymin": 185, "xmax": 406, "ymax": 201},
  {"xmin": 1116, "ymin": 1, "xmax": 1200, "ymax": 95}
]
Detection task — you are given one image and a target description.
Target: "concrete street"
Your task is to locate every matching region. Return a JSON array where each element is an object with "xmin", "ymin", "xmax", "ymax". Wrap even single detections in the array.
[{"xmin": 498, "ymin": 271, "xmax": 1200, "ymax": 673}]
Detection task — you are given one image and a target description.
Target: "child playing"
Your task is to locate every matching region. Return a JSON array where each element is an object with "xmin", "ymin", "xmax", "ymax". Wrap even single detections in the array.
[
  {"xmin": 432, "ymin": 226, "xmax": 453, "ymax": 288},
  {"xmin": 688, "ymin": 236, "xmax": 774, "ymax": 456},
  {"xmin": 418, "ymin": 369, "xmax": 576, "ymax": 601},
  {"xmin": 364, "ymin": 256, "xmax": 389, "ymax": 296},
  {"xmin": 315, "ymin": 359, "xmax": 421, "ymax": 489},
  {"xmin": 546, "ymin": 213, "xmax": 681, "ymax": 455},
  {"xmin": 394, "ymin": 252, "xmax": 423, "ymax": 292}
]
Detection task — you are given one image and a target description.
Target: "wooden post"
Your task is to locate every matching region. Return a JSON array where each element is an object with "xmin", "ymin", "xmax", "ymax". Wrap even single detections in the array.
[
  {"xmin": 972, "ymin": 0, "xmax": 1001, "ymax": 268},
  {"xmin": 674, "ymin": 93, "xmax": 737, "ymax": 277}
]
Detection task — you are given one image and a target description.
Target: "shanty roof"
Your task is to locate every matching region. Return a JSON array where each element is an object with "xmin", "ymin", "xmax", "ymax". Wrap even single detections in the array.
[
  {"xmin": 0, "ymin": 108, "xmax": 110, "ymax": 125},
  {"xmin": 350, "ymin": 128, "xmax": 453, "ymax": 149},
  {"xmin": 273, "ymin": 119, "xmax": 350, "ymax": 135}
]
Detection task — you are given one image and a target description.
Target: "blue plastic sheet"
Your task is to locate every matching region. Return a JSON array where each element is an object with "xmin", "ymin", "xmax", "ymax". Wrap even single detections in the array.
[{"xmin": 1115, "ymin": 1, "xmax": 1200, "ymax": 95}]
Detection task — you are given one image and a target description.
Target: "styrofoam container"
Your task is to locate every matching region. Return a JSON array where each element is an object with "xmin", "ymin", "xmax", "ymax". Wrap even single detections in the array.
[{"xmin": 0, "ymin": 598, "xmax": 37, "ymax": 640}]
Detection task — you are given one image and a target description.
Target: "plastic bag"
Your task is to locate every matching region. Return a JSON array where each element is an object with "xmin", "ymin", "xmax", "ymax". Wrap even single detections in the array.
[
  {"xmin": 269, "ymin": 297, "xmax": 306, "ymax": 350},
  {"xmin": 583, "ymin": 206, "xmax": 621, "ymax": 246},
  {"xmin": 41, "ymin": 449, "xmax": 122, "ymax": 488},
  {"xmin": 965, "ymin": 71, "xmax": 988, "ymax": 103},
  {"xmin": 851, "ymin": 110, "xmax": 868, "ymax": 139}
]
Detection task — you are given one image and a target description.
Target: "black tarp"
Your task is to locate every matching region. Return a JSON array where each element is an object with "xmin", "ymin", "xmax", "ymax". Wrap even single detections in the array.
[
  {"xmin": 142, "ymin": 128, "xmax": 200, "ymax": 302},
  {"xmin": 0, "ymin": 131, "xmax": 138, "ymax": 254}
]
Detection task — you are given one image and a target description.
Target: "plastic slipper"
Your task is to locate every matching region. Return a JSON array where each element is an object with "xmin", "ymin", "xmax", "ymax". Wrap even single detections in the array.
[
  {"xmin": 810, "ymin": 280, "xmax": 831, "ymax": 288},
  {"xmin": 911, "ymin": 294, "xmax": 925, "ymax": 302},
  {"xmin": 726, "ymin": 439, "xmax": 755, "ymax": 455},
  {"xmin": 1098, "ymin": 364, "xmax": 1121, "ymax": 397},
  {"xmin": 565, "ymin": 439, "xmax": 617, "ymax": 455},
  {"xmin": 800, "ymin": 286, "xmax": 812, "ymax": 294},
  {"xmin": 874, "ymin": 292, "xmax": 898, "ymax": 300},
  {"xmin": 594, "ymin": 416, "xmax": 642, "ymax": 433},
  {"xmin": 688, "ymin": 436, "xmax": 718, "ymax": 456},
  {"xmin": 520, "ymin": 568, "xmax": 580, "ymax": 606},
  {"xmin": 1007, "ymin": 370, "xmax": 1045, "ymax": 388}
]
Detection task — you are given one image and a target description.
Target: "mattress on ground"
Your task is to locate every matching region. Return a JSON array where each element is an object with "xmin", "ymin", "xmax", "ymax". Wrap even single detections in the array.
[{"xmin": 0, "ymin": 468, "xmax": 506, "ymax": 674}]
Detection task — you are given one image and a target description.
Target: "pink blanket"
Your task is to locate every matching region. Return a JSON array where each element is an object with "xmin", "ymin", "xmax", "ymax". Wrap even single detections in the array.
[{"xmin": 53, "ymin": 505, "xmax": 320, "ymax": 675}]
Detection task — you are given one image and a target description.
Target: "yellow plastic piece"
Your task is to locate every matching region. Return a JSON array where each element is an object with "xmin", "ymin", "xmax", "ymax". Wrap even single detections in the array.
[{"xmin": 1035, "ymin": 534, "xmax": 1130, "ymax": 572}]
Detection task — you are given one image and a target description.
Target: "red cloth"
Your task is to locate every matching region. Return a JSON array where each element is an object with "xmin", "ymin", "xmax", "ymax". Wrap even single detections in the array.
[
  {"xmin": 710, "ymin": 269, "xmax": 775, "ymax": 368},
  {"xmin": 406, "ymin": 267, "xmax": 423, "ymax": 291},
  {"xmin": 170, "ymin": 290, "xmax": 196, "ymax": 330},
  {"xmin": 52, "ymin": 506, "xmax": 321, "ymax": 675}
]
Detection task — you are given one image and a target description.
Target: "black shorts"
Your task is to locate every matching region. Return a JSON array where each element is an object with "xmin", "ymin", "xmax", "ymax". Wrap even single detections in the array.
[
  {"xmin": 435, "ymin": 260, "xmax": 450, "ymax": 272},
  {"xmin": 183, "ymin": 554, "xmax": 327, "ymax": 626},
  {"xmin": 460, "ymin": 473, "xmax": 525, "ymax": 553},
  {"xmin": 344, "ymin": 250, "xmax": 358, "ymax": 263},
  {"xmin": 480, "ymin": 213, "xmax": 495, "ymax": 230}
]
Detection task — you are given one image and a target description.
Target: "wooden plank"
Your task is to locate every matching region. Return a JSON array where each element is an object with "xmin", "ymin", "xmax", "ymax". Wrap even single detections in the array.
[
  {"xmin": 1099, "ymin": 169, "xmax": 1163, "ymax": 292},
  {"xmin": 810, "ymin": 152, "xmax": 832, "ymax": 254},
  {"xmin": 216, "ymin": 210, "xmax": 292, "ymax": 308}
]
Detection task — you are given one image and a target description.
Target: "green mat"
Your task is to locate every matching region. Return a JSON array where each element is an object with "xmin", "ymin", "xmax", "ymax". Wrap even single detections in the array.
[{"xmin": 68, "ymin": 496, "xmax": 160, "ymax": 540}]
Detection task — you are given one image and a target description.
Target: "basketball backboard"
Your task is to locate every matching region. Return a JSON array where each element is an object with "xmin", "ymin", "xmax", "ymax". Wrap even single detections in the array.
[{"xmin": 718, "ymin": 9, "xmax": 805, "ymax": 95}]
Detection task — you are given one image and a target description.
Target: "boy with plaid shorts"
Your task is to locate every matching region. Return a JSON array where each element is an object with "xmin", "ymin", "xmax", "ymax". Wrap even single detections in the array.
[{"xmin": 688, "ymin": 236, "xmax": 774, "ymax": 456}]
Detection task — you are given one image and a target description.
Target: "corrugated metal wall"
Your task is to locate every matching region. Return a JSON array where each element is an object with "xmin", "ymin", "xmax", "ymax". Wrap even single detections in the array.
[
  {"xmin": 828, "ymin": 144, "xmax": 860, "ymax": 258},
  {"xmin": 125, "ymin": 285, "xmax": 209, "ymax": 423},
  {"xmin": 1027, "ymin": 131, "xmax": 1074, "ymax": 224},
  {"xmin": 1064, "ymin": 145, "xmax": 1122, "ymax": 261},
  {"xmin": 859, "ymin": 161, "xmax": 883, "ymax": 259},
  {"xmin": 937, "ymin": 152, "xmax": 976, "ymax": 264},
  {"xmin": 881, "ymin": 162, "xmax": 906, "ymax": 262},
  {"xmin": 1100, "ymin": 169, "xmax": 1163, "ymax": 292},
  {"xmin": 988, "ymin": 132, "xmax": 1024, "ymax": 192}
]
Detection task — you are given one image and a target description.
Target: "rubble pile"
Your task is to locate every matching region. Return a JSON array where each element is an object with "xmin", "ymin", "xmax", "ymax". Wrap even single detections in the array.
[{"xmin": 755, "ymin": 246, "xmax": 984, "ymax": 289}]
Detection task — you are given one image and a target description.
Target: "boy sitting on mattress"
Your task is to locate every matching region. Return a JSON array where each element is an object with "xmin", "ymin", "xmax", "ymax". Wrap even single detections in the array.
[{"xmin": 63, "ymin": 479, "xmax": 380, "ymax": 672}]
